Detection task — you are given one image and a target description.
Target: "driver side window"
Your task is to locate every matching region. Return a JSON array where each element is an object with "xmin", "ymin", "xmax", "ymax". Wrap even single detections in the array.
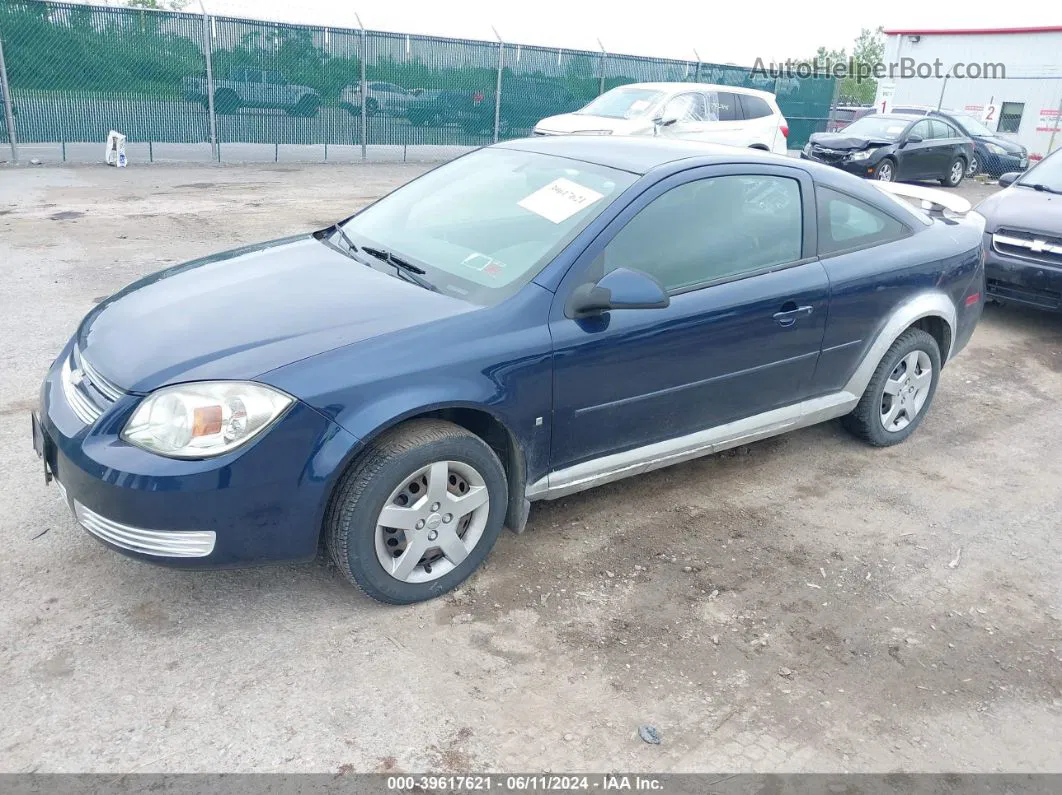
[
  {"xmin": 909, "ymin": 120, "xmax": 931, "ymax": 139},
  {"xmin": 601, "ymin": 174, "xmax": 803, "ymax": 293},
  {"xmin": 662, "ymin": 93, "xmax": 706, "ymax": 122}
]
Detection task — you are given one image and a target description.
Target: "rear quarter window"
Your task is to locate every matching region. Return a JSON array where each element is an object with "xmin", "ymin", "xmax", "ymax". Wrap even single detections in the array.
[
  {"xmin": 740, "ymin": 94, "xmax": 773, "ymax": 120},
  {"xmin": 817, "ymin": 186, "xmax": 911, "ymax": 256}
]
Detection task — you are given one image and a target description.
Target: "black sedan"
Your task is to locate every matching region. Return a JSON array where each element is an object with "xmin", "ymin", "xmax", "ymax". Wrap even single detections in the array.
[
  {"xmin": 802, "ymin": 114, "xmax": 975, "ymax": 187},
  {"xmin": 976, "ymin": 147, "xmax": 1062, "ymax": 311},
  {"xmin": 890, "ymin": 107, "xmax": 1029, "ymax": 177}
]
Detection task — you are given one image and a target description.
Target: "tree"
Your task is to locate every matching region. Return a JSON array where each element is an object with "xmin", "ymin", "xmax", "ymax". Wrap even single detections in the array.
[{"xmin": 800, "ymin": 27, "xmax": 884, "ymax": 105}]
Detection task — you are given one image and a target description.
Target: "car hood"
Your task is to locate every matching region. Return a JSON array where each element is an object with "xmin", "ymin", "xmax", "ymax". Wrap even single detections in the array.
[
  {"xmin": 976, "ymin": 186, "xmax": 1062, "ymax": 234},
  {"xmin": 534, "ymin": 113, "xmax": 649, "ymax": 135},
  {"xmin": 808, "ymin": 132, "xmax": 894, "ymax": 150},
  {"xmin": 76, "ymin": 235, "xmax": 473, "ymax": 394}
]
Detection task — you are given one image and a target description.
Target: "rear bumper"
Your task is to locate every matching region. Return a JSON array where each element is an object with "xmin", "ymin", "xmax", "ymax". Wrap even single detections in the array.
[{"xmin": 984, "ymin": 233, "xmax": 1062, "ymax": 311}]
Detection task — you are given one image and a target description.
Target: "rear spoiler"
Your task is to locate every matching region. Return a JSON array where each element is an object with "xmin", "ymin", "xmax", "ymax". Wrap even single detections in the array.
[{"xmin": 871, "ymin": 181, "xmax": 972, "ymax": 217}]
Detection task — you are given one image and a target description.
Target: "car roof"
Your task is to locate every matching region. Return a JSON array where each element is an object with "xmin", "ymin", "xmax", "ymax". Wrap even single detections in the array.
[
  {"xmin": 494, "ymin": 135, "xmax": 787, "ymax": 175},
  {"xmin": 870, "ymin": 113, "xmax": 923, "ymax": 122},
  {"xmin": 609, "ymin": 81, "xmax": 776, "ymax": 99}
]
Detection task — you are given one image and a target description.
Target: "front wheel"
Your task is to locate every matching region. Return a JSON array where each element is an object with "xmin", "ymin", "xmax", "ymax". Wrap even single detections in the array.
[
  {"xmin": 942, "ymin": 157, "xmax": 966, "ymax": 187},
  {"xmin": 842, "ymin": 328, "xmax": 941, "ymax": 446},
  {"xmin": 326, "ymin": 419, "xmax": 507, "ymax": 604},
  {"xmin": 966, "ymin": 155, "xmax": 980, "ymax": 177},
  {"xmin": 875, "ymin": 159, "xmax": 896, "ymax": 182}
]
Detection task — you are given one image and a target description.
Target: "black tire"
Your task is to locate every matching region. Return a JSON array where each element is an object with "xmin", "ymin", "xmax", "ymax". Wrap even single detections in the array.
[
  {"xmin": 875, "ymin": 157, "xmax": 897, "ymax": 182},
  {"xmin": 966, "ymin": 155, "xmax": 980, "ymax": 177},
  {"xmin": 842, "ymin": 328, "xmax": 942, "ymax": 447},
  {"xmin": 326, "ymin": 419, "xmax": 507, "ymax": 605},
  {"xmin": 941, "ymin": 157, "xmax": 966, "ymax": 187},
  {"xmin": 214, "ymin": 89, "xmax": 240, "ymax": 115},
  {"xmin": 289, "ymin": 96, "xmax": 320, "ymax": 118}
]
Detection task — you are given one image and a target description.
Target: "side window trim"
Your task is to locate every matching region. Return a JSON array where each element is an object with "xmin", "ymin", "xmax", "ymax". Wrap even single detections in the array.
[
  {"xmin": 555, "ymin": 163, "xmax": 817, "ymax": 303},
  {"xmin": 814, "ymin": 184, "xmax": 915, "ymax": 259}
]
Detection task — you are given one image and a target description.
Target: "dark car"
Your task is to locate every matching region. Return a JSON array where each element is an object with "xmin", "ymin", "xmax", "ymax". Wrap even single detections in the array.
[
  {"xmin": 975, "ymin": 147, "xmax": 1062, "ymax": 311},
  {"xmin": 406, "ymin": 89, "xmax": 468, "ymax": 126},
  {"xmin": 461, "ymin": 75, "xmax": 583, "ymax": 136},
  {"xmin": 888, "ymin": 106, "xmax": 1029, "ymax": 177},
  {"xmin": 827, "ymin": 105, "xmax": 873, "ymax": 132},
  {"xmin": 32, "ymin": 137, "xmax": 985, "ymax": 604},
  {"xmin": 802, "ymin": 113, "xmax": 975, "ymax": 187}
]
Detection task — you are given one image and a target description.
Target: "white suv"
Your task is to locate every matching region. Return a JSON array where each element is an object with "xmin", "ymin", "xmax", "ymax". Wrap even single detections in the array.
[{"xmin": 533, "ymin": 82, "xmax": 790, "ymax": 154}]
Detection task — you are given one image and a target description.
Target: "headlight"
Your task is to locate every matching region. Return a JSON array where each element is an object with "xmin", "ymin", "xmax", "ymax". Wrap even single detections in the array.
[
  {"xmin": 984, "ymin": 142, "xmax": 1007, "ymax": 155},
  {"xmin": 848, "ymin": 149, "xmax": 873, "ymax": 161},
  {"xmin": 122, "ymin": 381, "xmax": 293, "ymax": 459},
  {"xmin": 569, "ymin": 129, "xmax": 613, "ymax": 135}
]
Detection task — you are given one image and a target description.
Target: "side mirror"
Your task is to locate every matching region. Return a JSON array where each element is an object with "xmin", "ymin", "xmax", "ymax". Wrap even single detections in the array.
[
  {"xmin": 997, "ymin": 171, "xmax": 1020, "ymax": 187},
  {"xmin": 903, "ymin": 133, "xmax": 923, "ymax": 146},
  {"xmin": 566, "ymin": 268, "xmax": 670, "ymax": 317},
  {"xmin": 652, "ymin": 116, "xmax": 679, "ymax": 134}
]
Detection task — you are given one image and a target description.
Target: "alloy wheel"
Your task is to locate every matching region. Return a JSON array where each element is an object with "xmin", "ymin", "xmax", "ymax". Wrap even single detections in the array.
[
  {"xmin": 966, "ymin": 156, "xmax": 979, "ymax": 176},
  {"xmin": 374, "ymin": 460, "xmax": 490, "ymax": 583},
  {"xmin": 879, "ymin": 350, "xmax": 933, "ymax": 432},
  {"xmin": 950, "ymin": 161, "xmax": 964, "ymax": 184},
  {"xmin": 876, "ymin": 162, "xmax": 894, "ymax": 182}
]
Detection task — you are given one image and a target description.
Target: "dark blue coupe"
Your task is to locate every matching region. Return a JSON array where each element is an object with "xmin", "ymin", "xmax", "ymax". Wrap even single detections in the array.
[{"xmin": 33, "ymin": 137, "xmax": 986, "ymax": 603}]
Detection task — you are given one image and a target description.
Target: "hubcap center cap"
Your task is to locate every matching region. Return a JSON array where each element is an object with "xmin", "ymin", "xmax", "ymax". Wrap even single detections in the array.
[{"xmin": 425, "ymin": 513, "xmax": 442, "ymax": 530}]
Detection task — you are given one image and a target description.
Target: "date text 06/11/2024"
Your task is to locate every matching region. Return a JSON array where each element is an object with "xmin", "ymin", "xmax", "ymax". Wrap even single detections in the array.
[{"xmin": 385, "ymin": 775, "xmax": 665, "ymax": 791}]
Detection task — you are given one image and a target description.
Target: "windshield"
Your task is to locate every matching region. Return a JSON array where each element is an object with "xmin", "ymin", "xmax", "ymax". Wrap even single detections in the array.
[
  {"xmin": 948, "ymin": 113, "xmax": 994, "ymax": 137},
  {"xmin": 842, "ymin": 116, "xmax": 910, "ymax": 140},
  {"xmin": 340, "ymin": 148, "xmax": 636, "ymax": 305},
  {"xmin": 1017, "ymin": 148, "xmax": 1062, "ymax": 193},
  {"xmin": 576, "ymin": 87, "xmax": 665, "ymax": 119}
]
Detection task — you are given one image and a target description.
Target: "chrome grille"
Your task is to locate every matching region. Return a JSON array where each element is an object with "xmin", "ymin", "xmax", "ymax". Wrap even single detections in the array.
[
  {"xmin": 74, "ymin": 501, "xmax": 216, "ymax": 558},
  {"xmin": 61, "ymin": 356, "xmax": 103, "ymax": 425},
  {"xmin": 77, "ymin": 350, "xmax": 124, "ymax": 402},
  {"xmin": 60, "ymin": 349, "xmax": 124, "ymax": 426},
  {"xmin": 993, "ymin": 229, "xmax": 1062, "ymax": 266}
]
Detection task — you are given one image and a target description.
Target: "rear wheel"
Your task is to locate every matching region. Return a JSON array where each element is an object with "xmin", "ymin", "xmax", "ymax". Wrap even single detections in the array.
[
  {"xmin": 214, "ymin": 89, "xmax": 240, "ymax": 115},
  {"xmin": 326, "ymin": 419, "xmax": 507, "ymax": 604},
  {"xmin": 875, "ymin": 158, "xmax": 896, "ymax": 182},
  {"xmin": 842, "ymin": 328, "xmax": 941, "ymax": 447},
  {"xmin": 288, "ymin": 95, "xmax": 320, "ymax": 118},
  {"xmin": 942, "ymin": 157, "xmax": 965, "ymax": 187}
]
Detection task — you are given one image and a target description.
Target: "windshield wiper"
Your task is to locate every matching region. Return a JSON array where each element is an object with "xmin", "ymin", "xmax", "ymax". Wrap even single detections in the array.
[
  {"xmin": 333, "ymin": 223, "xmax": 360, "ymax": 253},
  {"xmin": 360, "ymin": 245, "xmax": 439, "ymax": 292},
  {"xmin": 1019, "ymin": 182, "xmax": 1062, "ymax": 195}
]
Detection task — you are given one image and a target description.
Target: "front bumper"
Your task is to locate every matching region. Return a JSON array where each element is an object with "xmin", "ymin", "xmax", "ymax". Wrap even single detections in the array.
[
  {"xmin": 799, "ymin": 151, "xmax": 883, "ymax": 178},
  {"xmin": 36, "ymin": 342, "xmax": 361, "ymax": 568},
  {"xmin": 977, "ymin": 149, "xmax": 1028, "ymax": 177},
  {"xmin": 983, "ymin": 232, "xmax": 1062, "ymax": 311}
]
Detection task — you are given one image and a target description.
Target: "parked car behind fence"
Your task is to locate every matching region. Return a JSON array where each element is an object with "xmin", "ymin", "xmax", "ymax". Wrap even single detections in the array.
[{"xmin": 182, "ymin": 68, "xmax": 321, "ymax": 117}]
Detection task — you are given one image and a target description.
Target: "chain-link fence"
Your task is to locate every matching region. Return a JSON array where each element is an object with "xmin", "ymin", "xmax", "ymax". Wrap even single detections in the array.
[{"xmin": 0, "ymin": 0, "xmax": 837, "ymax": 161}]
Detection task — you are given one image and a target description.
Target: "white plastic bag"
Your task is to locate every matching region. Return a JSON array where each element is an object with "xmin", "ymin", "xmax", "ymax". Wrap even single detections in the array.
[{"xmin": 105, "ymin": 130, "xmax": 127, "ymax": 167}]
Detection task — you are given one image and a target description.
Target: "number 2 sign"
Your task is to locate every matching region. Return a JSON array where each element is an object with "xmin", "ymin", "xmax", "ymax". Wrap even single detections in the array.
[{"xmin": 981, "ymin": 102, "xmax": 997, "ymax": 126}]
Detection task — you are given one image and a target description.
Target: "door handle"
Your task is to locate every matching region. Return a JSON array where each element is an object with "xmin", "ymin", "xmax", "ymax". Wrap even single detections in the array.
[{"xmin": 773, "ymin": 304, "xmax": 814, "ymax": 327}]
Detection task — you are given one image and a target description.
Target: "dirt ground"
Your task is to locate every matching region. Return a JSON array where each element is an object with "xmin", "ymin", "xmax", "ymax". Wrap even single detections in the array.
[{"xmin": 0, "ymin": 162, "xmax": 1060, "ymax": 774}]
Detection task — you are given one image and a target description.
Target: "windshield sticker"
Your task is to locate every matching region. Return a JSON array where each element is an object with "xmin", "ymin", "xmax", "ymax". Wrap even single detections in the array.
[
  {"xmin": 518, "ymin": 178, "xmax": 604, "ymax": 224},
  {"xmin": 462, "ymin": 253, "xmax": 508, "ymax": 277},
  {"xmin": 887, "ymin": 126, "xmax": 905, "ymax": 134},
  {"xmin": 629, "ymin": 99, "xmax": 650, "ymax": 113}
]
